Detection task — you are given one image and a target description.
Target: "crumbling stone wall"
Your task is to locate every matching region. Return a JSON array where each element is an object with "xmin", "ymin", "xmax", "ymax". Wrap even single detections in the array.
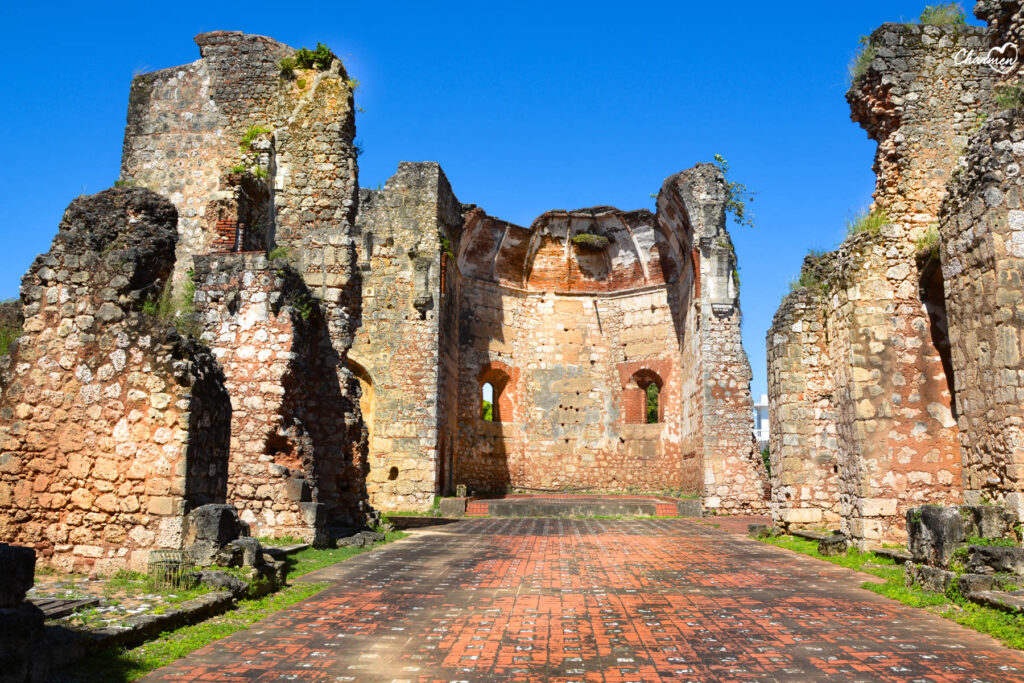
[
  {"xmin": 0, "ymin": 188, "xmax": 230, "ymax": 573},
  {"xmin": 350, "ymin": 163, "xmax": 462, "ymax": 511},
  {"xmin": 194, "ymin": 253, "xmax": 368, "ymax": 540},
  {"xmin": 939, "ymin": 106, "xmax": 1024, "ymax": 516},
  {"xmin": 768, "ymin": 22, "xmax": 998, "ymax": 546},
  {"xmin": 121, "ymin": 31, "xmax": 370, "ymax": 528},
  {"xmin": 121, "ymin": 31, "xmax": 359, "ymax": 278},
  {"xmin": 442, "ymin": 165, "xmax": 765, "ymax": 509},
  {"xmin": 666, "ymin": 167, "xmax": 769, "ymax": 512},
  {"xmin": 767, "ymin": 279, "xmax": 841, "ymax": 528}
]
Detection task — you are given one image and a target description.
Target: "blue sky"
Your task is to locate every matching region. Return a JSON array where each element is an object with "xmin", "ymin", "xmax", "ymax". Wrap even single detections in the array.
[{"xmin": 0, "ymin": 1, "xmax": 983, "ymax": 399}]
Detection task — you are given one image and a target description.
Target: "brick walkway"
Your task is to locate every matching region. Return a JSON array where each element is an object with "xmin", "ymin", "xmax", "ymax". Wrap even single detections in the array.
[{"xmin": 145, "ymin": 519, "xmax": 1024, "ymax": 682}]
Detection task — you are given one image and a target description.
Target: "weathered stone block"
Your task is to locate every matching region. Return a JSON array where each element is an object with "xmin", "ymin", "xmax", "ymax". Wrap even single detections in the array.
[
  {"xmin": 907, "ymin": 505, "xmax": 964, "ymax": 568},
  {"xmin": 961, "ymin": 505, "xmax": 1020, "ymax": 542},
  {"xmin": 438, "ymin": 497, "xmax": 467, "ymax": 517},
  {"xmin": 818, "ymin": 533, "xmax": 848, "ymax": 556},
  {"xmin": 968, "ymin": 545, "xmax": 1024, "ymax": 576}
]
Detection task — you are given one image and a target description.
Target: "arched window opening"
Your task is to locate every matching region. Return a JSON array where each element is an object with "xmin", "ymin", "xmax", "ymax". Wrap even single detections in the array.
[
  {"xmin": 481, "ymin": 382, "xmax": 495, "ymax": 421},
  {"xmin": 479, "ymin": 366, "xmax": 513, "ymax": 423},
  {"xmin": 646, "ymin": 382, "xmax": 660, "ymax": 424},
  {"xmin": 624, "ymin": 369, "xmax": 664, "ymax": 424}
]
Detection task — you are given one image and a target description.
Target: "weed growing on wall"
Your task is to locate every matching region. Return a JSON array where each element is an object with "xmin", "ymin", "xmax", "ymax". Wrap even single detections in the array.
[
  {"xmin": 848, "ymin": 36, "xmax": 877, "ymax": 84},
  {"xmin": 712, "ymin": 155, "xmax": 755, "ymax": 228},
  {"xmin": 919, "ymin": 2, "xmax": 967, "ymax": 25}
]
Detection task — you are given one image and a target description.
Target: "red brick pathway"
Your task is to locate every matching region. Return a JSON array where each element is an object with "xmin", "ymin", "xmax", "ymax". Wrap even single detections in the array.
[{"xmin": 144, "ymin": 518, "xmax": 1024, "ymax": 682}]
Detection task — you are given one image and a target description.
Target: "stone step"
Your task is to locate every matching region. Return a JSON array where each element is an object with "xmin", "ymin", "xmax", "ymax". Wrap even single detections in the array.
[
  {"xmin": 480, "ymin": 497, "xmax": 692, "ymax": 519},
  {"xmin": 262, "ymin": 543, "xmax": 310, "ymax": 560},
  {"xmin": 968, "ymin": 590, "xmax": 1024, "ymax": 614},
  {"xmin": 873, "ymin": 548, "xmax": 912, "ymax": 564},
  {"xmin": 790, "ymin": 529, "xmax": 831, "ymax": 542},
  {"xmin": 29, "ymin": 597, "xmax": 101, "ymax": 620}
]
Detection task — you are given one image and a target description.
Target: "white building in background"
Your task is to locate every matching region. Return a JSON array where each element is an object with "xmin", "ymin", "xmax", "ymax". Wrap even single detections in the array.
[{"xmin": 753, "ymin": 394, "xmax": 769, "ymax": 450}]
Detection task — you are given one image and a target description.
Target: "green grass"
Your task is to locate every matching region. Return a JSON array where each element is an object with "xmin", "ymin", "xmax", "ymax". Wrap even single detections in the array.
[
  {"xmin": 60, "ymin": 532, "xmax": 410, "ymax": 681},
  {"xmin": 848, "ymin": 37, "xmax": 876, "ymax": 84},
  {"xmin": 239, "ymin": 125, "xmax": 272, "ymax": 151},
  {"xmin": 915, "ymin": 224, "xmax": 940, "ymax": 255},
  {"xmin": 0, "ymin": 325, "xmax": 20, "ymax": 356},
  {"xmin": 788, "ymin": 269, "xmax": 828, "ymax": 294},
  {"xmin": 760, "ymin": 534, "xmax": 1024, "ymax": 650},
  {"xmin": 846, "ymin": 208, "xmax": 889, "ymax": 236},
  {"xmin": 996, "ymin": 84, "xmax": 1024, "ymax": 111},
  {"xmin": 256, "ymin": 535, "xmax": 305, "ymax": 547},
  {"xmin": 64, "ymin": 582, "xmax": 328, "ymax": 682},
  {"xmin": 919, "ymin": 2, "xmax": 967, "ymax": 25},
  {"xmin": 267, "ymin": 246, "xmax": 288, "ymax": 260},
  {"xmin": 284, "ymin": 530, "xmax": 408, "ymax": 578}
]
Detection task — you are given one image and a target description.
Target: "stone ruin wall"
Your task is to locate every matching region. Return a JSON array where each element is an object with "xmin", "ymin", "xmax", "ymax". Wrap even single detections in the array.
[
  {"xmin": 120, "ymin": 31, "xmax": 369, "ymax": 535},
  {"xmin": 444, "ymin": 163, "xmax": 765, "ymax": 507},
  {"xmin": 350, "ymin": 163, "xmax": 462, "ymax": 512},
  {"xmin": 766, "ymin": 288, "xmax": 843, "ymax": 528},
  {"xmin": 936, "ymin": 0, "xmax": 1024, "ymax": 517},
  {"xmin": 120, "ymin": 31, "xmax": 359, "ymax": 277},
  {"xmin": 193, "ymin": 253, "xmax": 367, "ymax": 542},
  {"xmin": 768, "ymin": 21, "xmax": 999, "ymax": 546},
  {"xmin": 0, "ymin": 189, "xmax": 231, "ymax": 573},
  {"xmin": 352, "ymin": 162, "xmax": 767, "ymax": 511},
  {"xmin": 672, "ymin": 170, "xmax": 771, "ymax": 512}
]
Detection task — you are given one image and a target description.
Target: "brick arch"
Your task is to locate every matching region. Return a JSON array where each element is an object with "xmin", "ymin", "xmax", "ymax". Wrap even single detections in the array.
[{"xmin": 478, "ymin": 360, "xmax": 518, "ymax": 423}]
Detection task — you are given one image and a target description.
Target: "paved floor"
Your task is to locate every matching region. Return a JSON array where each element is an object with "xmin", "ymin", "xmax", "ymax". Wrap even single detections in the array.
[{"xmin": 145, "ymin": 518, "xmax": 1024, "ymax": 682}]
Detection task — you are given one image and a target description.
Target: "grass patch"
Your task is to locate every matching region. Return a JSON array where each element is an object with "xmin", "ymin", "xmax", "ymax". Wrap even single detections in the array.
[
  {"xmin": 848, "ymin": 36, "xmax": 876, "ymax": 84},
  {"xmin": 256, "ymin": 535, "xmax": 305, "ymax": 547},
  {"xmin": 0, "ymin": 324, "xmax": 19, "ymax": 356},
  {"xmin": 141, "ymin": 270, "xmax": 197, "ymax": 335},
  {"xmin": 571, "ymin": 233, "xmax": 610, "ymax": 250},
  {"xmin": 761, "ymin": 534, "xmax": 1024, "ymax": 650},
  {"xmin": 64, "ymin": 581, "xmax": 328, "ymax": 682},
  {"xmin": 788, "ymin": 270, "xmax": 828, "ymax": 294},
  {"xmin": 846, "ymin": 208, "xmax": 889, "ymax": 236},
  {"xmin": 915, "ymin": 224, "xmax": 940, "ymax": 255},
  {"xmin": 61, "ymin": 531, "xmax": 409, "ymax": 681},
  {"xmin": 239, "ymin": 125, "xmax": 272, "ymax": 151},
  {"xmin": 284, "ymin": 530, "xmax": 408, "ymax": 578},
  {"xmin": 267, "ymin": 246, "xmax": 288, "ymax": 260},
  {"xmin": 919, "ymin": 2, "xmax": 967, "ymax": 25}
]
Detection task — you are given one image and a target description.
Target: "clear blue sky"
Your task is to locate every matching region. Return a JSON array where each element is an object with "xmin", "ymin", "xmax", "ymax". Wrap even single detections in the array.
[{"xmin": 0, "ymin": 1, "xmax": 983, "ymax": 399}]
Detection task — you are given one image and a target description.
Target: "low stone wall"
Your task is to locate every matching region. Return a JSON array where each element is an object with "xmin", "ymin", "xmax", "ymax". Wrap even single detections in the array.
[{"xmin": 0, "ymin": 188, "xmax": 231, "ymax": 573}]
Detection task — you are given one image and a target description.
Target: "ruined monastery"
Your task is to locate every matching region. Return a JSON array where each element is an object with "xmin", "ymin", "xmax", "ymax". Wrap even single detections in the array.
[{"xmin": 0, "ymin": 30, "xmax": 767, "ymax": 573}]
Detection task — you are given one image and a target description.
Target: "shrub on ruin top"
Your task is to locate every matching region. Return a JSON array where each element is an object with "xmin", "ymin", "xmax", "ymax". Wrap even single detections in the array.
[
  {"xmin": 571, "ymin": 233, "xmax": 610, "ymax": 250},
  {"xmin": 845, "ymin": 208, "xmax": 889, "ymax": 236},
  {"xmin": 919, "ymin": 2, "xmax": 967, "ymax": 26}
]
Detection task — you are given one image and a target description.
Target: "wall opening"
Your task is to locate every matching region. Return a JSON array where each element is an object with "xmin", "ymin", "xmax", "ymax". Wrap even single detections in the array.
[
  {"xmin": 479, "ymin": 367, "xmax": 512, "ymax": 423},
  {"xmin": 920, "ymin": 256, "xmax": 958, "ymax": 419},
  {"xmin": 624, "ymin": 369, "xmax": 664, "ymax": 424},
  {"xmin": 481, "ymin": 382, "xmax": 495, "ymax": 421},
  {"xmin": 646, "ymin": 383, "xmax": 660, "ymax": 424}
]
